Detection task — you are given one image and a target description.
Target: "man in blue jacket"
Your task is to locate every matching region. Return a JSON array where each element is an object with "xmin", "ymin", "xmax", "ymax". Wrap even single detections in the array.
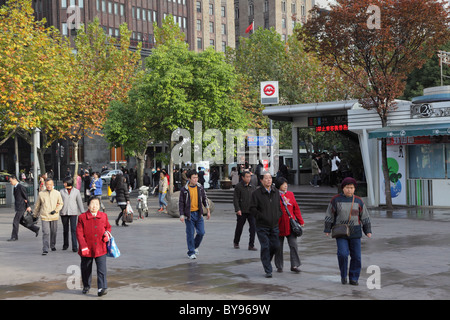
[{"xmin": 179, "ymin": 169, "xmax": 210, "ymax": 259}]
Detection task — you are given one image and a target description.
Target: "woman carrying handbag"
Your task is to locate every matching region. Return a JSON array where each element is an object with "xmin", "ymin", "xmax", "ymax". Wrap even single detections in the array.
[
  {"xmin": 114, "ymin": 175, "xmax": 131, "ymax": 227},
  {"xmin": 324, "ymin": 177, "xmax": 372, "ymax": 285},
  {"xmin": 274, "ymin": 177, "xmax": 305, "ymax": 274}
]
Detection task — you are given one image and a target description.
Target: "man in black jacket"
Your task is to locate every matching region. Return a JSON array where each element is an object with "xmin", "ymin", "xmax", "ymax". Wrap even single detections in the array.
[
  {"xmin": 8, "ymin": 175, "xmax": 39, "ymax": 241},
  {"xmin": 249, "ymin": 171, "xmax": 282, "ymax": 278},
  {"xmin": 233, "ymin": 171, "xmax": 257, "ymax": 251}
]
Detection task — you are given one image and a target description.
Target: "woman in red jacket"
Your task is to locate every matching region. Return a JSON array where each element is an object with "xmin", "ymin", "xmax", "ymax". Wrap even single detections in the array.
[
  {"xmin": 76, "ymin": 196, "xmax": 112, "ymax": 296},
  {"xmin": 274, "ymin": 177, "xmax": 304, "ymax": 273}
]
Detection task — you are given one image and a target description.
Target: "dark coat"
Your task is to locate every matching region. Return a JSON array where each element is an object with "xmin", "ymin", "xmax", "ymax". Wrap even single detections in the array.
[
  {"xmin": 233, "ymin": 180, "xmax": 256, "ymax": 214},
  {"xmin": 249, "ymin": 185, "xmax": 283, "ymax": 229},
  {"xmin": 13, "ymin": 183, "xmax": 29, "ymax": 213},
  {"xmin": 115, "ymin": 181, "xmax": 130, "ymax": 204},
  {"xmin": 178, "ymin": 183, "xmax": 209, "ymax": 219}
]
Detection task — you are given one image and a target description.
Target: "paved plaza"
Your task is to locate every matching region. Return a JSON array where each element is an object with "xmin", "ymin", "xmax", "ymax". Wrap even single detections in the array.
[{"xmin": 1, "ymin": 189, "xmax": 450, "ymax": 301}]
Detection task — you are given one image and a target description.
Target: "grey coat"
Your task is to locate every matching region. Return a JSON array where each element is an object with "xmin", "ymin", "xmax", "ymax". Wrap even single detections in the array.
[{"xmin": 60, "ymin": 187, "xmax": 85, "ymax": 216}]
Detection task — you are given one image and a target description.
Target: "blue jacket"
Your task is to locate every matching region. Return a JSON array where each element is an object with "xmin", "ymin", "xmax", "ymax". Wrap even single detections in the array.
[
  {"xmin": 178, "ymin": 183, "xmax": 209, "ymax": 219},
  {"xmin": 91, "ymin": 178, "xmax": 103, "ymax": 196}
]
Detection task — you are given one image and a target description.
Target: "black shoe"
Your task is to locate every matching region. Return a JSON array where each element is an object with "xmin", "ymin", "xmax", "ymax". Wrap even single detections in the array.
[
  {"xmin": 122, "ymin": 223, "xmax": 128, "ymax": 227},
  {"xmin": 115, "ymin": 219, "xmax": 119, "ymax": 226},
  {"xmin": 82, "ymin": 287, "xmax": 90, "ymax": 294},
  {"xmin": 290, "ymin": 266, "xmax": 301, "ymax": 273},
  {"xmin": 233, "ymin": 243, "xmax": 239, "ymax": 249},
  {"xmin": 72, "ymin": 248, "xmax": 78, "ymax": 253},
  {"xmin": 51, "ymin": 248, "xmax": 56, "ymax": 251},
  {"xmin": 98, "ymin": 288, "xmax": 108, "ymax": 296},
  {"xmin": 42, "ymin": 251, "xmax": 48, "ymax": 255},
  {"xmin": 341, "ymin": 278, "xmax": 347, "ymax": 284},
  {"xmin": 35, "ymin": 229, "xmax": 39, "ymax": 237},
  {"xmin": 265, "ymin": 273, "xmax": 272, "ymax": 278},
  {"xmin": 7, "ymin": 238, "xmax": 17, "ymax": 242},
  {"xmin": 248, "ymin": 246, "xmax": 257, "ymax": 251},
  {"xmin": 349, "ymin": 280, "xmax": 359, "ymax": 286},
  {"xmin": 62, "ymin": 246, "xmax": 68, "ymax": 250}
]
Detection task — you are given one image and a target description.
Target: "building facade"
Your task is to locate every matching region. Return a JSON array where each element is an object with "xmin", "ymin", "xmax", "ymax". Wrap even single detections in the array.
[{"xmin": 234, "ymin": 0, "xmax": 314, "ymax": 47}]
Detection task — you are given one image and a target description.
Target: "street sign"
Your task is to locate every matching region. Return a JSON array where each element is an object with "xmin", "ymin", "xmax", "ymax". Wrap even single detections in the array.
[
  {"xmin": 247, "ymin": 136, "xmax": 277, "ymax": 146},
  {"xmin": 261, "ymin": 81, "xmax": 279, "ymax": 105}
]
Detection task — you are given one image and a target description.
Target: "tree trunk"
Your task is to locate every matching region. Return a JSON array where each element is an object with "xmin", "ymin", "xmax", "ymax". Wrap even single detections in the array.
[
  {"xmin": 73, "ymin": 140, "xmax": 79, "ymax": 181},
  {"xmin": 135, "ymin": 151, "xmax": 146, "ymax": 188}
]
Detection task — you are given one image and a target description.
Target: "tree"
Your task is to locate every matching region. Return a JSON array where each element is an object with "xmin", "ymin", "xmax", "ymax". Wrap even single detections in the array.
[
  {"xmin": 113, "ymin": 15, "xmax": 250, "ymax": 191},
  {"xmin": 0, "ymin": 0, "xmax": 76, "ymax": 170},
  {"xmin": 66, "ymin": 18, "xmax": 142, "ymax": 176},
  {"xmin": 301, "ymin": 0, "xmax": 450, "ymax": 208}
]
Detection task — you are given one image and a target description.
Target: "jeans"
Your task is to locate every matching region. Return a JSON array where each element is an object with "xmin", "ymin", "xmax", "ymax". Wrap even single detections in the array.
[
  {"xmin": 256, "ymin": 226, "xmax": 280, "ymax": 274},
  {"xmin": 159, "ymin": 192, "xmax": 168, "ymax": 208},
  {"xmin": 185, "ymin": 211, "xmax": 205, "ymax": 256},
  {"xmin": 336, "ymin": 238, "xmax": 362, "ymax": 281}
]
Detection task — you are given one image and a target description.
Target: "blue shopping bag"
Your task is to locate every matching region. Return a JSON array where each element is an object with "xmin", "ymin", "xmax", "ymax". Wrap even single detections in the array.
[{"xmin": 106, "ymin": 232, "xmax": 120, "ymax": 258}]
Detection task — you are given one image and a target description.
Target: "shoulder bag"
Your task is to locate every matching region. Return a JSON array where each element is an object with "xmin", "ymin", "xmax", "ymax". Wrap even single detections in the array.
[
  {"xmin": 281, "ymin": 194, "xmax": 303, "ymax": 237},
  {"xmin": 331, "ymin": 195, "xmax": 354, "ymax": 238}
]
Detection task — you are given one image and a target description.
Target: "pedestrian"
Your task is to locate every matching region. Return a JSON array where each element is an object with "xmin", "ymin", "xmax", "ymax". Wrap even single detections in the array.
[
  {"xmin": 324, "ymin": 177, "xmax": 372, "ymax": 285},
  {"xmin": 249, "ymin": 171, "xmax": 282, "ymax": 278},
  {"xmin": 114, "ymin": 175, "xmax": 130, "ymax": 227},
  {"xmin": 83, "ymin": 170, "xmax": 91, "ymax": 202},
  {"xmin": 230, "ymin": 167, "xmax": 239, "ymax": 188},
  {"xmin": 274, "ymin": 177, "xmax": 304, "ymax": 273},
  {"xmin": 143, "ymin": 172, "xmax": 151, "ymax": 187},
  {"xmin": 33, "ymin": 179, "xmax": 64, "ymax": 255},
  {"xmin": 330, "ymin": 152, "xmax": 341, "ymax": 187},
  {"xmin": 60, "ymin": 177, "xmax": 85, "ymax": 252},
  {"xmin": 232, "ymin": 171, "xmax": 257, "ymax": 251},
  {"xmin": 76, "ymin": 173, "xmax": 82, "ymax": 190},
  {"xmin": 90, "ymin": 172, "xmax": 105, "ymax": 211},
  {"xmin": 158, "ymin": 171, "xmax": 168, "ymax": 213},
  {"xmin": 76, "ymin": 196, "xmax": 111, "ymax": 296},
  {"xmin": 181, "ymin": 169, "xmax": 188, "ymax": 186},
  {"xmin": 310, "ymin": 154, "xmax": 321, "ymax": 187},
  {"xmin": 8, "ymin": 175, "xmax": 39, "ymax": 241},
  {"xmin": 179, "ymin": 169, "xmax": 211, "ymax": 259},
  {"xmin": 197, "ymin": 167, "xmax": 205, "ymax": 187}
]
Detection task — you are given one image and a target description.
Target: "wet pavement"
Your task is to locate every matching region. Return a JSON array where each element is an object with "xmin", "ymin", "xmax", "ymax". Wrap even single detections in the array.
[{"xmin": 1, "ymin": 191, "xmax": 450, "ymax": 301}]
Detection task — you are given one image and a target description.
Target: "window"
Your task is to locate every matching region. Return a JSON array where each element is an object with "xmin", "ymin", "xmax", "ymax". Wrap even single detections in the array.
[
  {"xmin": 137, "ymin": 7, "xmax": 141, "ymax": 20},
  {"xmin": 120, "ymin": 4, "xmax": 124, "ymax": 16},
  {"xmin": 210, "ymin": 39, "xmax": 214, "ymax": 46},
  {"xmin": 197, "ymin": 19, "xmax": 202, "ymax": 31},
  {"xmin": 62, "ymin": 22, "xmax": 68, "ymax": 35},
  {"xmin": 209, "ymin": 3, "xmax": 214, "ymax": 15},
  {"xmin": 221, "ymin": 24, "xmax": 226, "ymax": 35},
  {"xmin": 249, "ymin": 4, "xmax": 254, "ymax": 16},
  {"xmin": 409, "ymin": 144, "xmax": 446, "ymax": 179},
  {"xmin": 282, "ymin": 18, "xmax": 286, "ymax": 29},
  {"xmin": 143, "ymin": 9, "xmax": 147, "ymax": 21},
  {"xmin": 132, "ymin": 6, "xmax": 135, "ymax": 19},
  {"xmin": 209, "ymin": 21, "xmax": 214, "ymax": 33},
  {"xmin": 197, "ymin": 37, "xmax": 202, "ymax": 49},
  {"xmin": 79, "ymin": 0, "xmax": 83, "ymax": 8},
  {"xmin": 108, "ymin": 1, "xmax": 112, "ymax": 14},
  {"xmin": 221, "ymin": 6, "xmax": 225, "ymax": 17},
  {"xmin": 196, "ymin": 1, "xmax": 201, "ymax": 13},
  {"xmin": 235, "ymin": 6, "xmax": 239, "ymax": 19},
  {"xmin": 96, "ymin": 0, "xmax": 99, "ymax": 11},
  {"xmin": 114, "ymin": 3, "xmax": 118, "ymax": 15},
  {"xmin": 222, "ymin": 41, "xmax": 226, "ymax": 52},
  {"xmin": 102, "ymin": 0, "xmax": 106, "ymax": 12},
  {"xmin": 110, "ymin": 147, "xmax": 125, "ymax": 163},
  {"xmin": 281, "ymin": 1, "xmax": 286, "ymax": 13},
  {"xmin": 62, "ymin": 0, "xmax": 67, "ymax": 8},
  {"xmin": 264, "ymin": 0, "xmax": 268, "ymax": 13}
]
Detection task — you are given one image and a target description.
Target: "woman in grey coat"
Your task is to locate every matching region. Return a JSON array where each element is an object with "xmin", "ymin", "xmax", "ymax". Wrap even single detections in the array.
[{"xmin": 60, "ymin": 177, "xmax": 85, "ymax": 252}]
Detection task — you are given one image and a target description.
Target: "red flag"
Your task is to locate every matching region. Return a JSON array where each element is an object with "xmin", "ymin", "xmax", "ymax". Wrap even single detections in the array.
[{"xmin": 245, "ymin": 21, "xmax": 254, "ymax": 33}]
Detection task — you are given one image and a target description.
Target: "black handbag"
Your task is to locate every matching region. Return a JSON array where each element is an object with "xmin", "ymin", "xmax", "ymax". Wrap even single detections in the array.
[
  {"xmin": 20, "ymin": 210, "xmax": 38, "ymax": 228},
  {"xmin": 281, "ymin": 194, "xmax": 303, "ymax": 237},
  {"xmin": 331, "ymin": 196, "xmax": 354, "ymax": 238}
]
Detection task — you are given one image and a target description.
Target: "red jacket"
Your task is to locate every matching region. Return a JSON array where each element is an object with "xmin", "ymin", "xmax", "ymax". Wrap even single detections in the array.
[
  {"xmin": 278, "ymin": 191, "xmax": 304, "ymax": 237},
  {"xmin": 76, "ymin": 210, "xmax": 112, "ymax": 258}
]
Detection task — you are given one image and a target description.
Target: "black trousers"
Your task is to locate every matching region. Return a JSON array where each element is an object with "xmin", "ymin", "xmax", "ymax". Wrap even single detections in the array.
[
  {"xmin": 256, "ymin": 226, "xmax": 280, "ymax": 274},
  {"xmin": 233, "ymin": 212, "xmax": 256, "ymax": 248},
  {"xmin": 81, "ymin": 254, "xmax": 107, "ymax": 290},
  {"xmin": 11, "ymin": 210, "xmax": 39, "ymax": 240},
  {"xmin": 61, "ymin": 215, "xmax": 78, "ymax": 251}
]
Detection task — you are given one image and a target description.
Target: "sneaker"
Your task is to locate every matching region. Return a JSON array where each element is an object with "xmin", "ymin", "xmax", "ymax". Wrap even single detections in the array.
[
  {"xmin": 194, "ymin": 248, "xmax": 199, "ymax": 255},
  {"xmin": 188, "ymin": 254, "xmax": 197, "ymax": 260}
]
